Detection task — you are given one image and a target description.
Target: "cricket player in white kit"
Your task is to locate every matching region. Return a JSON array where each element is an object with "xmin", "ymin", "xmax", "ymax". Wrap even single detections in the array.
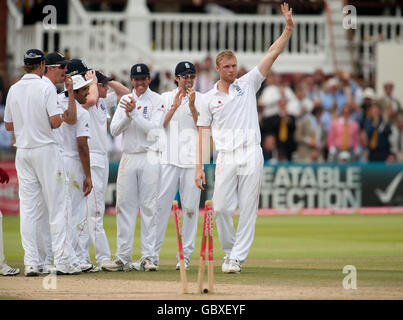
[
  {"xmin": 58, "ymin": 74, "xmax": 94, "ymax": 271},
  {"xmin": 154, "ymin": 61, "xmax": 201, "ymax": 270},
  {"xmin": 103, "ymin": 64, "xmax": 165, "ymax": 272},
  {"xmin": 0, "ymin": 168, "xmax": 20, "ymax": 276},
  {"xmin": 80, "ymin": 70, "xmax": 130, "ymax": 270},
  {"xmin": 36, "ymin": 52, "xmax": 77, "ymax": 275},
  {"xmin": 196, "ymin": 3, "xmax": 294, "ymax": 273},
  {"xmin": 4, "ymin": 49, "xmax": 79, "ymax": 276}
]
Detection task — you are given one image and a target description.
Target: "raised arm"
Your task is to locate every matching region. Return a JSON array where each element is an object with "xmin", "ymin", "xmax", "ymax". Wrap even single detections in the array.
[
  {"xmin": 62, "ymin": 75, "xmax": 77, "ymax": 125},
  {"xmin": 108, "ymin": 80, "xmax": 131, "ymax": 102},
  {"xmin": 258, "ymin": 2, "xmax": 294, "ymax": 78},
  {"xmin": 82, "ymin": 70, "xmax": 99, "ymax": 108}
]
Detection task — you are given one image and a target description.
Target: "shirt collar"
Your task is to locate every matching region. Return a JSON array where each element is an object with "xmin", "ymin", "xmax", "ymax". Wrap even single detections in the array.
[
  {"xmin": 132, "ymin": 87, "xmax": 150, "ymax": 99},
  {"xmin": 22, "ymin": 74, "xmax": 42, "ymax": 80}
]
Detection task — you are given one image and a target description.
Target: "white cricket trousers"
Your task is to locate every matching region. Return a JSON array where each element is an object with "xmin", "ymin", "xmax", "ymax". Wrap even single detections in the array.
[
  {"xmin": 63, "ymin": 156, "xmax": 87, "ymax": 264},
  {"xmin": 115, "ymin": 152, "xmax": 160, "ymax": 265},
  {"xmin": 213, "ymin": 145, "xmax": 263, "ymax": 263},
  {"xmin": 154, "ymin": 165, "xmax": 201, "ymax": 263},
  {"xmin": 15, "ymin": 144, "xmax": 71, "ymax": 266},
  {"xmin": 81, "ymin": 154, "xmax": 111, "ymax": 265},
  {"xmin": 0, "ymin": 211, "xmax": 5, "ymax": 267}
]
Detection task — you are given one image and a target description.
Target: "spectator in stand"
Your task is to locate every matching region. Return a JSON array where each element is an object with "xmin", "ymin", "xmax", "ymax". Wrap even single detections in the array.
[
  {"xmin": 294, "ymin": 104, "xmax": 326, "ymax": 163},
  {"xmin": 378, "ymin": 81, "xmax": 402, "ymax": 122},
  {"xmin": 258, "ymin": 72, "xmax": 295, "ymax": 119},
  {"xmin": 336, "ymin": 68, "xmax": 363, "ymax": 107},
  {"xmin": 359, "ymin": 87, "xmax": 376, "ymax": 128},
  {"xmin": 362, "ymin": 103, "xmax": 392, "ymax": 161},
  {"xmin": 261, "ymin": 134, "xmax": 278, "ymax": 164},
  {"xmin": 327, "ymin": 104, "xmax": 361, "ymax": 162},
  {"xmin": 313, "ymin": 68, "xmax": 325, "ymax": 90},
  {"xmin": 303, "ymin": 74, "xmax": 323, "ymax": 102},
  {"xmin": 389, "ymin": 113, "xmax": 403, "ymax": 162},
  {"xmin": 261, "ymin": 97, "xmax": 296, "ymax": 161},
  {"xmin": 320, "ymin": 77, "xmax": 346, "ymax": 133},
  {"xmin": 194, "ymin": 56, "xmax": 216, "ymax": 93},
  {"xmin": 287, "ymin": 84, "xmax": 314, "ymax": 118}
]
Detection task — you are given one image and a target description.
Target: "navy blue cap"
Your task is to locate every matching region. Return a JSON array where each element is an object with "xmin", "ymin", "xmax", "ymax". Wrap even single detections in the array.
[
  {"xmin": 130, "ymin": 64, "xmax": 150, "ymax": 79},
  {"xmin": 175, "ymin": 61, "xmax": 196, "ymax": 76},
  {"xmin": 45, "ymin": 52, "xmax": 70, "ymax": 66},
  {"xmin": 67, "ymin": 59, "xmax": 91, "ymax": 76},
  {"xmin": 96, "ymin": 71, "xmax": 113, "ymax": 84},
  {"xmin": 24, "ymin": 49, "xmax": 45, "ymax": 65}
]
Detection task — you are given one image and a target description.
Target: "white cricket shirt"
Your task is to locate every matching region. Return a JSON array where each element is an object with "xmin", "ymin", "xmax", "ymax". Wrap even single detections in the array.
[
  {"xmin": 4, "ymin": 74, "xmax": 62, "ymax": 148},
  {"xmin": 58, "ymin": 99, "xmax": 91, "ymax": 160},
  {"xmin": 160, "ymin": 88, "xmax": 201, "ymax": 168},
  {"xmin": 197, "ymin": 66, "xmax": 265, "ymax": 152},
  {"xmin": 42, "ymin": 76, "xmax": 66, "ymax": 152},
  {"xmin": 110, "ymin": 88, "xmax": 165, "ymax": 154},
  {"xmin": 88, "ymin": 92, "xmax": 117, "ymax": 156}
]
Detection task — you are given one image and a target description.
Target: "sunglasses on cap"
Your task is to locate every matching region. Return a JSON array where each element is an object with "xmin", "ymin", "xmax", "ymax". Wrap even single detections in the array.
[
  {"xmin": 179, "ymin": 73, "xmax": 196, "ymax": 79},
  {"xmin": 47, "ymin": 64, "xmax": 67, "ymax": 69}
]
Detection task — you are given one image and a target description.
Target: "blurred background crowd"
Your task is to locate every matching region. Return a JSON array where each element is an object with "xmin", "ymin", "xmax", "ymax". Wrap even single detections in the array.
[{"xmin": 1, "ymin": 58, "xmax": 402, "ymax": 164}]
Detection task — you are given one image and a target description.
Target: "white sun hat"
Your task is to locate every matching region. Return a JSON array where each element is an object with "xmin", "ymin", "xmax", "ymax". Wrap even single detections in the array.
[{"xmin": 64, "ymin": 74, "xmax": 93, "ymax": 92}]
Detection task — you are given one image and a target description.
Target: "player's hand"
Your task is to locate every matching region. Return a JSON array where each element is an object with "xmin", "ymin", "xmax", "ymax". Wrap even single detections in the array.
[
  {"xmin": 65, "ymin": 75, "xmax": 73, "ymax": 93},
  {"xmin": 0, "ymin": 168, "xmax": 10, "ymax": 184},
  {"xmin": 281, "ymin": 2, "xmax": 294, "ymax": 30},
  {"xmin": 195, "ymin": 168, "xmax": 206, "ymax": 190},
  {"xmin": 173, "ymin": 87, "xmax": 185, "ymax": 109},
  {"xmin": 187, "ymin": 88, "xmax": 196, "ymax": 106},
  {"xmin": 120, "ymin": 96, "xmax": 136, "ymax": 118},
  {"xmin": 85, "ymin": 70, "xmax": 98, "ymax": 85},
  {"xmin": 83, "ymin": 176, "xmax": 93, "ymax": 197}
]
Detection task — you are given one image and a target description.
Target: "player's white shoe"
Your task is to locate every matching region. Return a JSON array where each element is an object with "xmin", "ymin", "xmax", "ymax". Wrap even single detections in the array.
[
  {"xmin": 24, "ymin": 265, "xmax": 39, "ymax": 277},
  {"xmin": 175, "ymin": 258, "xmax": 189, "ymax": 271},
  {"xmin": 39, "ymin": 264, "xmax": 54, "ymax": 275},
  {"xmin": 101, "ymin": 258, "xmax": 133, "ymax": 272},
  {"xmin": 54, "ymin": 263, "xmax": 82, "ymax": 275},
  {"xmin": 221, "ymin": 256, "xmax": 230, "ymax": 273},
  {"xmin": 80, "ymin": 263, "xmax": 94, "ymax": 273},
  {"xmin": 1, "ymin": 264, "xmax": 20, "ymax": 276},
  {"xmin": 133, "ymin": 257, "xmax": 158, "ymax": 272},
  {"xmin": 228, "ymin": 259, "xmax": 242, "ymax": 274}
]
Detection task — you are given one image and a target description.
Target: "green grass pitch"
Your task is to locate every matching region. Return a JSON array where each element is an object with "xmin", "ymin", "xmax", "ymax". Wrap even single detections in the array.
[{"xmin": 2, "ymin": 214, "xmax": 403, "ymax": 292}]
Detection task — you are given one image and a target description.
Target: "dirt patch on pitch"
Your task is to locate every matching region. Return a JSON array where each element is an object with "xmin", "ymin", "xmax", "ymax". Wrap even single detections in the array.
[{"xmin": 1, "ymin": 277, "xmax": 403, "ymax": 300}]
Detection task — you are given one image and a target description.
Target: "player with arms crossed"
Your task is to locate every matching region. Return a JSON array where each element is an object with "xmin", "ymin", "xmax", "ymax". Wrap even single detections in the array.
[
  {"xmin": 154, "ymin": 61, "xmax": 201, "ymax": 270},
  {"xmin": 195, "ymin": 3, "xmax": 294, "ymax": 273}
]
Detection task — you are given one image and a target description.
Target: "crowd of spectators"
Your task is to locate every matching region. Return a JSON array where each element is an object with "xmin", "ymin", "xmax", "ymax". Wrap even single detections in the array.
[{"xmin": 1, "ymin": 59, "xmax": 402, "ymax": 164}]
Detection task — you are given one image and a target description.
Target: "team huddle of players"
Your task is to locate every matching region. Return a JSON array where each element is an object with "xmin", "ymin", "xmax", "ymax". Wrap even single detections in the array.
[{"xmin": 1, "ymin": 2, "xmax": 295, "ymax": 278}]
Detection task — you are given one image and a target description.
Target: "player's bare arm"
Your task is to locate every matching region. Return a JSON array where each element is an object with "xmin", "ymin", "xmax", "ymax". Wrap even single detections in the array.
[
  {"xmin": 108, "ymin": 80, "xmax": 131, "ymax": 102},
  {"xmin": 82, "ymin": 70, "xmax": 99, "ymax": 108},
  {"xmin": 195, "ymin": 126, "xmax": 210, "ymax": 190},
  {"xmin": 77, "ymin": 136, "xmax": 93, "ymax": 197},
  {"xmin": 257, "ymin": 2, "xmax": 294, "ymax": 78},
  {"xmin": 63, "ymin": 75, "xmax": 77, "ymax": 125},
  {"xmin": 4, "ymin": 121, "xmax": 13, "ymax": 131},
  {"xmin": 49, "ymin": 114, "xmax": 63, "ymax": 129},
  {"xmin": 187, "ymin": 88, "xmax": 198, "ymax": 125},
  {"xmin": 163, "ymin": 88, "xmax": 185, "ymax": 128}
]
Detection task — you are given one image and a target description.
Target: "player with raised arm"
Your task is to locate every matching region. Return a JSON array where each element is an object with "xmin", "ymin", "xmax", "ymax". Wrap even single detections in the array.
[{"xmin": 195, "ymin": 3, "xmax": 294, "ymax": 273}]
